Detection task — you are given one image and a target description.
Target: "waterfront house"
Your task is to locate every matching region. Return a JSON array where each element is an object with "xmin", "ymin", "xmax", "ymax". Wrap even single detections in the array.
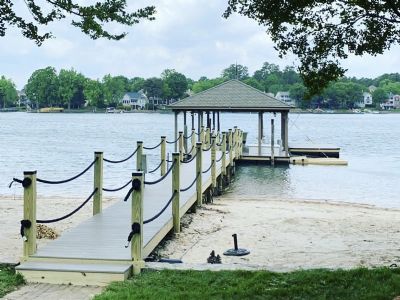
[
  {"xmin": 121, "ymin": 90, "xmax": 149, "ymax": 110},
  {"xmin": 380, "ymin": 93, "xmax": 400, "ymax": 110},
  {"xmin": 356, "ymin": 92, "xmax": 373, "ymax": 108},
  {"xmin": 275, "ymin": 91, "xmax": 296, "ymax": 106}
]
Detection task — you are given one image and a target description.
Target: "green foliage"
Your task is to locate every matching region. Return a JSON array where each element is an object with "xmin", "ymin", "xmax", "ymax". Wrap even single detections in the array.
[
  {"xmin": 95, "ymin": 268, "xmax": 400, "ymax": 300},
  {"xmin": 224, "ymin": 1, "xmax": 400, "ymax": 97},
  {"xmin": 102, "ymin": 74, "xmax": 127, "ymax": 107},
  {"xmin": 162, "ymin": 70, "xmax": 188, "ymax": 99},
  {"xmin": 191, "ymin": 78, "xmax": 226, "ymax": 93},
  {"xmin": 0, "ymin": 264, "xmax": 25, "ymax": 298},
  {"xmin": 0, "ymin": 1, "xmax": 156, "ymax": 45},
  {"xmin": 58, "ymin": 69, "xmax": 86, "ymax": 109},
  {"xmin": 242, "ymin": 78, "xmax": 264, "ymax": 91},
  {"xmin": 143, "ymin": 77, "xmax": 164, "ymax": 99},
  {"xmin": 0, "ymin": 76, "xmax": 18, "ymax": 108},
  {"xmin": 25, "ymin": 66, "xmax": 59, "ymax": 108},
  {"xmin": 222, "ymin": 64, "xmax": 249, "ymax": 80},
  {"xmin": 129, "ymin": 77, "xmax": 145, "ymax": 92},
  {"xmin": 372, "ymin": 88, "xmax": 388, "ymax": 107}
]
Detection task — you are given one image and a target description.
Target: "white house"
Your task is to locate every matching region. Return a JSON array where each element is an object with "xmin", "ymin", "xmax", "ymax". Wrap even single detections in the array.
[
  {"xmin": 275, "ymin": 91, "xmax": 295, "ymax": 106},
  {"xmin": 356, "ymin": 92, "xmax": 373, "ymax": 108},
  {"xmin": 121, "ymin": 90, "xmax": 149, "ymax": 110},
  {"xmin": 380, "ymin": 93, "xmax": 400, "ymax": 110}
]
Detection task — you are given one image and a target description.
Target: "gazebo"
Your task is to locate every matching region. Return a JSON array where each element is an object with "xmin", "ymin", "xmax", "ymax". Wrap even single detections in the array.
[{"xmin": 169, "ymin": 79, "xmax": 291, "ymax": 161}]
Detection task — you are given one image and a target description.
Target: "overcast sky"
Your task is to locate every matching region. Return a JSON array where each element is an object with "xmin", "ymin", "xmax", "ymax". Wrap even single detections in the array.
[{"xmin": 1, "ymin": 0, "xmax": 400, "ymax": 89}]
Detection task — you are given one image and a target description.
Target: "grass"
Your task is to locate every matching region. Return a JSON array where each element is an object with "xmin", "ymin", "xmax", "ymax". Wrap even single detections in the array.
[
  {"xmin": 95, "ymin": 268, "xmax": 400, "ymax": 300},
  {"xmin": 0, "ymin": 264, "xmax": 24, "ymax": 298}
]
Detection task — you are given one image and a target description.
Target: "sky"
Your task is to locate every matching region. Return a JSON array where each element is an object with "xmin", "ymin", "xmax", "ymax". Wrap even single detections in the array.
[{"xmin": 1, "ymin": 0, "xmax": 400, "ymax": 89}]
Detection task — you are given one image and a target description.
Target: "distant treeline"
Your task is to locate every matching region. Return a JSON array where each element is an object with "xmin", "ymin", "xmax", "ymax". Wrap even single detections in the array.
[{"xmin": 1, "ymin": 63, "xmax": 400, "ymax": 109}]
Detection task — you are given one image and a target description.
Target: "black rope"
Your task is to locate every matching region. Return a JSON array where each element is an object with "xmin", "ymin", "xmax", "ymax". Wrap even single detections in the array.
[
  {"xmin": 37, "ymin": 188, "xmax": 98, "ymax": 224},
  {"xmin": 103, "ymin": 179, "xmax": 132, "ymax": 192},
  {"xmin": 144, "ymin": 160, "xmax": 176, "ymax": 185},
  {"xmin": 194, "ymin": 129, "xmax": 204, "ymax": 136},
  {"xmin": 185, "ymin": 145, "xmax": 195, "ymax": 156},
  {"xmin": 103, "ymin": 147, "xmax": 139, "ymax": 164},
  {"xmin": 37, "ymin": 158, "xmax": 97, "ymax": 185},
  {"xmin": 202, "ymin": 161, "xmax": 214, "ymax": 174},
  {"xmin": 216, "ymin": 152, "xmax": 224, "ymax": 162},
  {"xmin": 202, "ymin": 140, "xmax": 215, "ymax": 152},
  {"xmin": 184, "ymin": 131, "xmax": 194, "ymax": 139},
  {"xmin": 9, "ymin": 178, "xmax": 23, "ymax": 188},
  {"xmin": 180, "ymin": 172, "xmax": 200, "ymax": 192},
  {"xmin": 181, "ymin": 150, "xmax": 198, "ymax": 164},
  {"xmin": 143, "ymin": 191, "xmax": 177, "ymax": 224},
  {"xmin": 166, "ymin": 136, "xmax": 180, "ymax": 144},
  {"xmin": 148, "ymin": 160, "xmax": 163, "ymax": 174},
  {"xmin": 143, "ymin": 141, "xmax": 163, "ymax": 150}
]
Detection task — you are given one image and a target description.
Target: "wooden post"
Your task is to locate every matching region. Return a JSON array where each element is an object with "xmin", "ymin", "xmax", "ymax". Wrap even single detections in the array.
[
  {"xmin": 196, "ymin": 142, "xmax": 203, "ymax": 206},
  {"xmin": 172, "ymin": 153, "xmax": 180, "ymax": 233},
  {"xmin": 136, "ymin": 141, "xmax": 143, "ymax": 171},
  {"xmin": 258, "ymin": 112, "xmax": 262, "ymax": 156},
  {"xmin": 183, "ymin": 112, "xmax": 188, "ymax": 153},
  {"xmin": 271, "ymin": 118, "xmax": 275, "ymax": 166},
  {"xmin": 23, "ymin": 171, "xmax": 37, "ymax": 259},
  {"xmin": 93, "ymin": 152, "xmax": 103, "ymax": 215},
  {"xmin": 205, "ymin": 127, "xmax": 210, "ymax": 149},
  {"xmin": 161, "ymin": 136, "xmax": 166, "ymax": 176},
  {"xmin": 197, "ymin": 111, "xmax": 201, "ymax": 142},
  {"xmin": 212, "ymin": 111, "xmax": 216, "ymax": 131},
  {"xmin": 211, "ymin": 135, "xmax": 217, "ymax": 189},
  {"xmin": 191, "ymin": 111, "xmax": 194, "ymax": 130},
  {"xmin": 228, "ymin": 129, "xmax": 233, "ymax": 167},
  {"xmin": 284, "ymin": 112, "xmax": 289, "ymax": 155},
  {"xmin": 191, "ymin": 129, "xmax": 196, "ymax": 155},
  {"xmin": 174, "ymin": 111, "xmax": 178, "ymax": 152},
  {"xmin": 200, "ymin": 125, "xmax": 205, "ymax": 146},
  {"xmin": 233, "ymin": 126, "xmax": 238, "ymax": 160},
  {"xmin": 131, "ymin": 172, "xmax": 144, "ymax": 274},
  {"xmin": 221, "ymin": 133, "xmax": 227, "ymax": 177},
  {"xmin": 179, "ymin": 131, "xmax": 184, "ymax": 162}
]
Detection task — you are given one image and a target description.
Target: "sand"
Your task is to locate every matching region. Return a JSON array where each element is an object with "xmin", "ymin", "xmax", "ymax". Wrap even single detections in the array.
[
  {"xmin": 2, "ymin": 194, "xmax": 400, "ymax": 271},
  {"xmin": 155, "ymin": 196, "xmax": 400, "ymax": 271},
  {"xmin": 0, "ymin": 195, "xmax": 119, "ymax": 264}
]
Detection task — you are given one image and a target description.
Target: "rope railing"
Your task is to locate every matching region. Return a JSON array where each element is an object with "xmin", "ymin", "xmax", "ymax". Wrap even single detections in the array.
[
  {"xmin": 103, "ymin": 147, "xmax": 139, "ymax": 164},
  {"xmin": 185, "ymin": 145, "xmax": 195, "ymax": 156},
  {"xmin": 202, "ymin": 161, "xmax": 214, "ymax": 174},
  {"xmin": 166, "ymin": 136, "xmax": 180, "ymax": 144},
  {"xmin": 194, "ymin": 129, "xmax": 204, "ymax": 136},
  {"xmin": 216, "ymin": 152, "xmax": 224, "ymax": 162},
  {"xmin": 103, "ymin": 179, "xmax": 132, "ymax": 192},
  {"xmin": 143, "ymin": 141, "xmax": 162, "ymax": 150},
  {"xmin": 148, "ymin": 160, "xmax": 163, "ymax": 174},
  {"xmin": 183, "ymin": 131, "xmax": 194, "ymax": 139},
  {"xmin": 181, "ymin": 149, "xmax": 198, "ymax": 164},
  {"xmin": 202, "ymin": 140, "xmax": 215, "ymax": 152},
  {"xmin": 36, "ymin": 158, "xmax": 97, "ymax": 185},
  {"xmin": 143, "ymin": 191, "xmax": 177, "ymax": 224},
  {"xmin": 180, "ymin": 172, "xmax": 200, "ymax": 192},
  {"xmin": 144, "ymin": 160, "xmax": 176, "ymax": 185},
  {"xmin": 36, "ymin": 188, "xmax": 98, "ymax": 224}
]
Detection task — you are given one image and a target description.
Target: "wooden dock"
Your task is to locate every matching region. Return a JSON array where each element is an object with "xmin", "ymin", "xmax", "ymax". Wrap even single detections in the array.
[{"xmin": 16, "ymin": 130, "xmax": 240, "ymax": 286}]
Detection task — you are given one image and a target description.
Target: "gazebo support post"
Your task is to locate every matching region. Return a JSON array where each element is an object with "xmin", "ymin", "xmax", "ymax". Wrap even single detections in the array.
[
  {"xmin": 217, "ymin": 111, "xmax": 220, "ymax": 132},
  {"xmin": 281, "ymin": 111, "xmax": 289, "ymax": 156},
  {"xmin": 271, "ymin": 119, "xmax": 275, "ymax": 166},
  {"xmin": 212, "ymin": 111, "xmax": 215, "ymax": 131},
  {"xmin": 258, "ymin": 112, "xmax": 263, "ymax": 156},
  {"xmin": 183, "ymin": 111, "xmax": 188, "ymax": 153},
  {"xmin": 197, "ymin": 111, "xmax": 201, "ymax": 141},
  {"xmin": 191, "ymin": 112, "xmax": 195, "ymax": 130},
  {"xmin": 174, "ymin": 111, "xmax": 178, "ymax": 152}
]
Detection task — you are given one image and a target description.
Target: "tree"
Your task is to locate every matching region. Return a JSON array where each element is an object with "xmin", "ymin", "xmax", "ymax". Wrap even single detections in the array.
[
  {"xmin": 58, "ymin": 69, "xmax": 86, "ymax": 109},
  {"xmin": 163, "ymin": 70, "xmax": 188, "ymax": 99},
  {"xmin": 372, "ymin": 88, "xmax": 388, "ymax": 108},
  {"xmin": 224, "ymin": 1, "xmax": 400, "ymax": 96},
  {"xmin": 129, "ymin": 77, "xmax": 145, "ymax": 91},
  {"xmin": 0, "ymin": 76, "xmax": 18, "ymax": 108},
  {"xmin": 25, "ymin": 67, "xmax": 59, "ymax": 108},
  {"xmin": 192, "ymin": 78, "xmax": 226, "ymax": 93},
  {"xmin": 253, "ymin": 62, "xmax": 280, "ymax": 81},
  {"xmin": 221, "ymin": 64, "xmax": 249, "ymax": 80},
  {"xmin": 242, "ymin": 78, "xmax": 263, "ymax": 91},
  {"xmin": 289, "ymin": 83, "xmax": 307, "ymax": 108},
  {"xmin": 323, "ymin": 82, "xmax": 363, "ymax": 109},
  {"xmin": 84, "ymin": 79, "xmax": 105, "ymax": 108},
  {"xmin": 102, "ymin": 75, "xmax": 126, "ymax": 106},
  {"xmin": 0, "ymin": 1, "xmax": 156, "ymax": 45},
  {"xmin": 143, "ymin": 78, "xmax": 164, "ymax": 99}
]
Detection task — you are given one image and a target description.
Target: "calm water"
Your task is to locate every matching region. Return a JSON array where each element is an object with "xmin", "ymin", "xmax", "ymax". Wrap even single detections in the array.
[{"xmin": 1, "ymin": 112, "xmax": 399, "ymax": 208}]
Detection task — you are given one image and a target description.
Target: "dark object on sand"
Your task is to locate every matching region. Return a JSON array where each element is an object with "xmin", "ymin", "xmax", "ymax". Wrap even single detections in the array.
[
  {"xmin": 207, "ymin": 250, "xmax": 222, "ymax": 264},
  {"xmin": 223, "ymin": 234, "xmax": 250, "ymax": 256}
]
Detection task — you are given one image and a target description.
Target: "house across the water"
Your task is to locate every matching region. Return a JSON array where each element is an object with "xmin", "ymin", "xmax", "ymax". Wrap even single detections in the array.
[{"xmin": 121, "ymin": 90, "xmax": 149, "ymax": 110}]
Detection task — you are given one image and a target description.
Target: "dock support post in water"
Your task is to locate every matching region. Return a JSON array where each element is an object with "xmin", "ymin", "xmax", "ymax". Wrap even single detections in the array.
[
  {"xmin": 196, "ymin": 142, "xmax": 203, "ymax": 206},
  {"xmin": 191, "ymin": 129, "xmax": 196, "ymax": 155},
  {"xmin": 23, "ymin": 171, "xmax": 37, "ymax": 259},
  {"xmin": 161, "ymin": 136, "xmax": 166, "ymax": 176},
  {"xmin": 179, "ymin": 131, "xmax": 184, "ymax": 162},
  {"xmin": 131, "ymin": 172, "xmax": 144, "ymax": 275},
  {"xmin": 172, "ymin": 153, "xmax": 181, "ymax": 233},
  {"xmin": 211, "ymin": 135, "xmax": 217, "ymax": 191},
  {"xmin": 258, "ymin": 112, "xmax": 263, "ymax": 156},
  {"xmin": 271, "ymin": 119, "xmax": 275, "ymax": 166},
  {"xmin": 281, "ymin": 112, "xmax": 289, "ymax": 156},
  {"xmin": 136, "ymin": 141, "xmax": 143, "ymax": 172},
  {"xmin": 93, "ymin": 152, "xmax": 103, "ymax": 215}
]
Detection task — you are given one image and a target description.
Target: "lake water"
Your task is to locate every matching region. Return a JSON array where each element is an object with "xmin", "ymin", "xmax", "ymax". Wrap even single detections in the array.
[{"xmin": 1, "ymin": 112, "xmax": 399, "ymax": 208}]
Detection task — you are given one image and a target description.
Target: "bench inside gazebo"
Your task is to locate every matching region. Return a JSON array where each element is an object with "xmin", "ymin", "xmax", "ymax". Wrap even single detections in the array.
[{"xmin": 169, "ymin": 79, "xmax": 292, "ymax": 164}]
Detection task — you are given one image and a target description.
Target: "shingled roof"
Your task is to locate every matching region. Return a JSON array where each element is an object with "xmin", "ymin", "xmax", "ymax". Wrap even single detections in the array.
[{"xmin": 170, "ymin": 79, "xmax": 291, "ymax": 112}]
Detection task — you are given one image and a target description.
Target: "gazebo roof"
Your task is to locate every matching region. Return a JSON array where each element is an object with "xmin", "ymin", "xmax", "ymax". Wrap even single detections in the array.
[{"xmin": 169, "ymin": 79, "xmax": 291, "ymax": 112}]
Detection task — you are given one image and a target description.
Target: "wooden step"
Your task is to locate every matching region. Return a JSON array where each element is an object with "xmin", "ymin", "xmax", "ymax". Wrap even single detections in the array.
[{"xmin": 16, "ymin": 261, "xmax": 132, "ymax": 286}]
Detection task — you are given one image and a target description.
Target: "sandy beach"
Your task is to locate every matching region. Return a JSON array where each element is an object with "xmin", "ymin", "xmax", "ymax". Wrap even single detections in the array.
[
  {"xmin": 2, "ymin": 194, "xmax": 400, "ymax": 271},
  {"xmin": 155, "ymin": 196, "xmax": 400, "ymax": 271}
]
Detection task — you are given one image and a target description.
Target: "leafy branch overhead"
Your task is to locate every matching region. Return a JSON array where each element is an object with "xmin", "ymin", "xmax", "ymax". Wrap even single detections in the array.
[
  {"xmin": 224, "ymin": 0, "xmax": 400, "ymax": 96},
  {"xmin": 0, "ymin": 0, "xmax": 156, "ymax": 45}
]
